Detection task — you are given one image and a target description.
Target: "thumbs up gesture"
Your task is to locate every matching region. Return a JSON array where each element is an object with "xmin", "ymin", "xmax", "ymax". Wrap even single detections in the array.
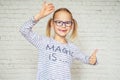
[{"xmin": 89, "ymin": 49, "xmax": 98, "ymax": 65}]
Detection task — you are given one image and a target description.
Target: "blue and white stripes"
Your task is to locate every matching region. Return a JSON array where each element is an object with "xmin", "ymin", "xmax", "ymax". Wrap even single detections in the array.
[{"xmin": 19, "ymin": 17, "xmax": 90, "ymax": 80}]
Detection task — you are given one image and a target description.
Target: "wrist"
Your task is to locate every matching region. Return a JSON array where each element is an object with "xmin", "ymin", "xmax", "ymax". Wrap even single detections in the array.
[{"xmin": 34, "ymin": 13, "xmax": 43, "ymax": 22}]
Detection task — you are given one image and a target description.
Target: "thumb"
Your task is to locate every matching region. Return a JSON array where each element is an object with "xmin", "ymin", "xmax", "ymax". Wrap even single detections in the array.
[
  {"xmin": 91, "ymin": 49, "xmax": 98, "ymax": 57},
  {"xmin": 43, "ymin": 1, "xmax": 46, "ymax": 6}
]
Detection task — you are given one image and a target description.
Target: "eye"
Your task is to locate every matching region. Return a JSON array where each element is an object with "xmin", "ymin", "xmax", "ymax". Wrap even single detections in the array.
[
  {"xmin": 66, "ymin": 21, "xmax": 72, "ymax": 24},
  {"xmin": 54, "ymin": 20, "xmax": 63, "ymax": 26},
  {"xmin": 65, "ymin": 21, "xmax": 72, "ymax": 27},
  {"xmin": 56, "ymin": 21, "xmax": 62, "ymax": 24}
]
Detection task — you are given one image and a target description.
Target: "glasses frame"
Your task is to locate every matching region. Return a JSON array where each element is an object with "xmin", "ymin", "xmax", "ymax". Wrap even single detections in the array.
[{"xmin": 53, "ymin": 20, "xmax": 73, "ymax": 27}]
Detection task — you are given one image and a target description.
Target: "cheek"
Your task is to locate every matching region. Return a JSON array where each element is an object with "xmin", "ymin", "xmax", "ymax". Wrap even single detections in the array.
[
  {"xmin": 53, "ymin": 25, "xmax": 72, "ymax": 33},
  {"xmin": 67, "ymin": 27, "xmax": 72, "ymax": 32},
  {"xmin": 53, "ymin": 25, "xmax": 58, "ymax": 32}
]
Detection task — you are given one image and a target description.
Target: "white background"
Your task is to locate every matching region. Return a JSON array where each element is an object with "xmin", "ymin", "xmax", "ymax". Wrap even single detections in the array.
[{"xmin": 0, "ymin": 0, "xmax": 120, "ymax": 80}]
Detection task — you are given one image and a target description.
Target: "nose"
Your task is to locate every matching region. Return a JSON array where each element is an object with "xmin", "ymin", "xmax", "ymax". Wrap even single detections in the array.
[{"xmin": 61, "ymin": 23, "xmax": 66, "ymax": 28}]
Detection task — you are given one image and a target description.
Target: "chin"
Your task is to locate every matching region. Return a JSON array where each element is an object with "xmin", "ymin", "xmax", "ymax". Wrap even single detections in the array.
[
  {"xmin": 60, "ymin": 34, "xmax": 67, "ymax": 38},
  {"xmin": 58, "ymin": 32, "xmax": 68, "ymax": 37},
  {"xmin": 55, "ymin": 32, "xmax": 67, "ymax": 38}
]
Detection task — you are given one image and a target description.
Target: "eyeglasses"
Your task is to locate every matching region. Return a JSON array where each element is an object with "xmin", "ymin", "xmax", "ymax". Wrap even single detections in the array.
[{"xmin": 54, "ymin": 20, "xmax": 73, "ymax": 27}]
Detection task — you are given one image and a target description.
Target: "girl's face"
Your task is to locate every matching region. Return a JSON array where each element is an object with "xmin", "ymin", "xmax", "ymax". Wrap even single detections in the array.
[{"xmin": 52, "ymin": 11, "xmax": 73, "ymax": 38}]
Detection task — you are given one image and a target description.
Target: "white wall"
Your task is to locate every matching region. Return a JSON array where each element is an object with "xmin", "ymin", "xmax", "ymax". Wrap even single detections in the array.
[{"xmin": 0, "ymin": 0, "xmax": 120, "ymax": 80}]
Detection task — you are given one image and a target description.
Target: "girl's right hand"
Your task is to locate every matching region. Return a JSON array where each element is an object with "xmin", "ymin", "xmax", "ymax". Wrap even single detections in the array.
[{"xmin": 34, "ymin": 1, "xmax": 55, "ymax": 21}]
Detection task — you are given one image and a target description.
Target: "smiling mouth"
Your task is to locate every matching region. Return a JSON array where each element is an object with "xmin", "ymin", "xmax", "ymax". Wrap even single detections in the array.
[{"xmin": 58, "ymin": 29, "xmax": 67, "ymax": 32}]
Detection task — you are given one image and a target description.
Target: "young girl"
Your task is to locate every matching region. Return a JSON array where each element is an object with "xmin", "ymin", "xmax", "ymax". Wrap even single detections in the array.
[{"xmin": 20, "ymin": 2, "xmax": 98, "ymax": 80}]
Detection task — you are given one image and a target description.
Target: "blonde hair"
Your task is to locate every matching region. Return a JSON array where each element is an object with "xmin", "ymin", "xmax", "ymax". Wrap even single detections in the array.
[{"xmin": 46, "ymin": 8, "xmax": 78, "ymax": 39}]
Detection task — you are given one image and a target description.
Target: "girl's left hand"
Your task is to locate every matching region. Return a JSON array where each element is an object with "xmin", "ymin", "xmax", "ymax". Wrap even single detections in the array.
[{"xmin": 89, "ymin": 49, "xmax": 98, "ymax": 65}]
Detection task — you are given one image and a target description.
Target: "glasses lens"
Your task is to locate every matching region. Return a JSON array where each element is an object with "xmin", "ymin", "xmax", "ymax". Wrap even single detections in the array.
[
  {"xmin": 65, "ymin": 21, "xmax": 72, "ymax": 27},
  {"xmin": 55, "ymin": 21, "xmax": 63, "ymax": 26},
  {"xmin": 54, "ymin": 20, "xmax": 72, "ymax": 27}
]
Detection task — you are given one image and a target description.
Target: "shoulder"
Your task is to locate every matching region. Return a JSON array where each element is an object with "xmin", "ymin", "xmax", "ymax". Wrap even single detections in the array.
[
  {"xmin": 68, "ymin": 41, "xmax": 79, "ymax": 51},
  {"xmin": 39, "ymin": 35, "xmax": 51, "ymax": 41}
]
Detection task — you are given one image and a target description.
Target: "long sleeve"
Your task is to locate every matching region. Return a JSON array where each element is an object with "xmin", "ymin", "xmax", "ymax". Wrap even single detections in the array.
[
  {"xmin": 19, "ymin": 17, "xmax": 43, "ymax": 49},
  {"xmin": 72, "ymin": 46, "xmax": 90, "ymax": 64}
]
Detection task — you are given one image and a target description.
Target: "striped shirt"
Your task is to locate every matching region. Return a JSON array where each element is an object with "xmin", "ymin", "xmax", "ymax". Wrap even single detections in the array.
[{"xmin": 19, "ymin": 17, "xmax": 90, "ymax": 80}]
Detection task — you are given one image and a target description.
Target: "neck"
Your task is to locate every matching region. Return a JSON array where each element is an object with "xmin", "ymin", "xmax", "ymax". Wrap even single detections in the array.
[{"xmin": 53, "ymin": 35, "xmax": 67, "ymax": 44}]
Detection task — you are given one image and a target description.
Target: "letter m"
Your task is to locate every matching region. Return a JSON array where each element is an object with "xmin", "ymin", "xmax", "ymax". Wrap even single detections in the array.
[{"xmin": 46, "ymin": 44, "xmax": 54, "ymax": 51}]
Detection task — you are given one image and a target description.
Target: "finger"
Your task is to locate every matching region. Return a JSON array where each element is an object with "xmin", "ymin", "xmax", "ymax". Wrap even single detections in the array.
[
  {"xmin": 89, "ymin": 57, "xmax": 97, "ymax": 64},
  {"xmin": 90, "ymin": 55, "xmax": 96, "ymax": 60},
  {"xmin": 49, "ymin": 7, "xmax": 55, "ymax": 11},
  {"xmin": 45, "ymin": 2, "xmax": 54, "ymax": 7},
  {"xmin": 49, "ymin": 6, "xmax": 55, "ymax": 9},
  {"xmin": 47, "ymin": 3, "xmax": 54, "ymax": 6},
  {"xmin": 90, "ymin": 53, "xmax": 97, "ymax": 59},
  {"xmin": 90, "ymin": 59, "xmax": 97, "ymax": 65},
  {"xmin": 92, "ymin": 52, "xmax": 96, "ymax": 57},
  {"xmin": 48, "ymin": 8, "xmax": 55, "ymax": 13},
  {"xmin": 94, "ymin": 49, "xmax": 98, "ymax": 53},
  {"xmin": 90, "ymin": 58, "xmax": 96, "ymax": 63},
  {"xmin": 47, "ymin": 5, "xmax": 54, "ymax": 10},
  {"xmin": 90, "ymin": 55, "xmax": 96, "ymax": 59},
  {"xmin": 90, "ymin": 53, "xmax": 96, "ymax": 58},
  {"xmin": 43, "ymin": 1, "xmax": 46, "ymax": 6},
  {"xmin": 92, "ymin": 49, "xmax": 98, "ymax": 56},
  {"xmin": 48, "ymin": 5, "xmax": 54, "ymax": 8},
  {"xmin": 47, "ymin": 5, "xmax": 55, "ymax": 10}
]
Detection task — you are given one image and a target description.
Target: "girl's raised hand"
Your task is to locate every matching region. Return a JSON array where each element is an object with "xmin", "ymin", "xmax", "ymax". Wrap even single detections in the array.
[
  {"xmin": 34, "ymin": 1, "xmax": 55, "ymax": 21},
  {"xmin": 89, "ymin": 49, "xmax": 98, "ymax": 65}
]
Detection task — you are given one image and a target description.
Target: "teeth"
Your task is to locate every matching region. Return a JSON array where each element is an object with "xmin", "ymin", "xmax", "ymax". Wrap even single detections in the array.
[
  {"xmin": 58, "ymin": 29, "xmax": 67, "ymax": 32},
  {"xmin": 61, "ymin": 30, "xmax": 66, "ymax": 32}
]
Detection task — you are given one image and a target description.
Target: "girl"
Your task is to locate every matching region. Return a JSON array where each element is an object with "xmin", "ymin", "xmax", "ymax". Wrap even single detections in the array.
[{"xmin": 20, "ymin": 2, "xmax": 98, "ymax": 80}]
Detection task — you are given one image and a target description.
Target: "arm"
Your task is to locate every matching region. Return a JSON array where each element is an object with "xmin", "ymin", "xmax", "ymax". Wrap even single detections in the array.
[
  {"xmin": 72, "ymin": 49, "xmax": 90, "ymax": 64},
  {"xmin": 73, "ymin": 47, "xmax": 98, "ymax": 65},
  {"xmin": 19, "ymin": 17, "xmax": 41, "ymax": 48},
  {"xmin": 19, "ymin": 2, "xmax": 55, "ymax": 48}
]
